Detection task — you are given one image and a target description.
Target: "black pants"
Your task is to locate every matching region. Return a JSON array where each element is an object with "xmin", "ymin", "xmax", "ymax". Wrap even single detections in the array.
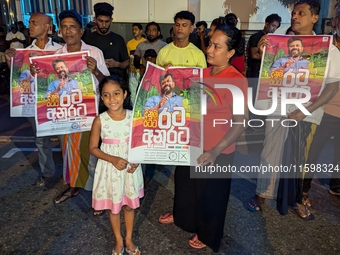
[
  {"xmin": 303, "ymin": 113, "xmax": 340, "ymax": 193},
  {"xmin": 173, "ymin": 153, "xmax": 234, "ymax": 253}
]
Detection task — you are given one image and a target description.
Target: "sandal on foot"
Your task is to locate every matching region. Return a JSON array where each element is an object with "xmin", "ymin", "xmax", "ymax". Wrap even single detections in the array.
[
  {"xmin": 302, "ymin": 193, "xmax": 312, "ymax": 207},
  {"xmin": 329, "ymin": 189, "xmax": 340, "ymax": 196},
  {"xmin": 294, "ymin": 205, "xmax": 315, "ymax": 221},
  {"xmin": 189, "ymin": 235, "xmax": 206, "ymax": 249},
  {"xmin": 93, "ymin": 210, "xmax": 105, "ymax": 216},
  {"xmin": 246, "ymin": 197, "xmax": 262, "ymax": 212},
  {"xmin": 159, "ymin": 212, "xmax": 174, "ymax": 224},
  {"xmin": 112, "ymin": 248, "xmax": 124, "ymax": 255},
  {"xmin": 54, "ymin": 189, "xmax": 80, "ymax": 204},
  {"xmin": 126, "ymin": 246, "xmax": 141, "ymax": 255}
]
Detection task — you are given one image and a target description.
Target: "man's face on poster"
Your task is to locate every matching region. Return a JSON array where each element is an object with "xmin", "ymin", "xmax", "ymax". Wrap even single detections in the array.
[
  {"xmin": 161, "ymin": 75, "xmax": 175, "ymax": 95},
  {"xmin": 288, "ymin": 40, "xmax": 303, "ymax": 58},
  {"xmin": 54, "ymin": 61, "xmax": 69, "ymax": 79}
]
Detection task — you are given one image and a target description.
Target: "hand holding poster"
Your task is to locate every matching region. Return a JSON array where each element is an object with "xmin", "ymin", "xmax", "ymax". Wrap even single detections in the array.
[
  {"xmin": 255, "ymin": 34, "xmax": 332, "ymax": 122},
  {"xmin": 30, "ymin": 51, "xmax": 98, "ymax": 137},
  {"xmin": 129, "ymin": 62, "xmax": 203, "ymax": 165},
  {"xmin": 10, "ymin": 49, "xmax": 55, "ymax": 117}
]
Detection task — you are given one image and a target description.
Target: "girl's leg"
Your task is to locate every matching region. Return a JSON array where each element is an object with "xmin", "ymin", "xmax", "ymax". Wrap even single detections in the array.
[
  {"xmin": 123, "ymin": 205, "xmax": 139, "ymax": 253},
  {"xmin": 109, "ymin": 212, "xmax": 124, "ymax": 253}
]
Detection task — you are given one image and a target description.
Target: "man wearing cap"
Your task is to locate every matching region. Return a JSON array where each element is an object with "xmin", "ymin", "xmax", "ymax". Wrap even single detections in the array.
[
  {"xmin": 5, "ymin": 13, "xmax": 62, "ymax": 187},
  {"xmin": 134, "ymin": 21, "xmax": 167, "ymax": 74},
  {"xmin": 144, "ymin": 49, "xmax": 157, "ymax": 65},
  {"xmin": 51, "ymin": 10, "xmax": 110, "ymax": 208},
  {"xmin": 6, "ymin": 25, "xmax": 26, "ymax": 49},
  {"xmin": 83, "ymin": 2, "xmax": 129, "ymax": 81}
]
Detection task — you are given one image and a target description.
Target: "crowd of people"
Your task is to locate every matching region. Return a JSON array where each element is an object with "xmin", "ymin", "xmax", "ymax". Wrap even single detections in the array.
[{"xmin": 3, "ymin": 0, "xmax": 340, "ymax": 254}]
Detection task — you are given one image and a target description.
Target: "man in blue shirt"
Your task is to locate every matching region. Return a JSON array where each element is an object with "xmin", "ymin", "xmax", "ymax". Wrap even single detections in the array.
[
  {"xmin": 143, "ymin": 72, "xmax": 183, "ymax": 114},
  {"xmin": 45, "ymin": 59, "xmax": 78, "ymax": 98},
  {"xmin": 270, "ymin": 37, "xmax": 309, "ymax": 73}
]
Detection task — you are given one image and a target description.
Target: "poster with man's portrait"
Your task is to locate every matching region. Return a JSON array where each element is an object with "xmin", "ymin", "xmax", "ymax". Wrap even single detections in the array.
[
  {"xmin": 29, "ymin": 51, "xmax": 97, "ymax": 137},
  {"xmin": 128, "ymin": 62, "xmax": 203, "ymax": 166},
  {"xmin": 255, "ymin": 34, "xmax": 332, "ymax": 122},
  {"xmin": 10, "ymin": 49, "xmax": 55, "ymax": 117}
]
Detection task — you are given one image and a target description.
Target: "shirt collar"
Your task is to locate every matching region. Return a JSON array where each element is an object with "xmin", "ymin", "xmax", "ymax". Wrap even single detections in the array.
[{"xmin": 30, "ymin": 37, "xmax": 54, "ymax": 49}]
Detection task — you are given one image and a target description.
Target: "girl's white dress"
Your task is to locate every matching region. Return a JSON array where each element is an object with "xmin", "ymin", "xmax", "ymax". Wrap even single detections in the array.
[{"xmin": 92, "ymin": 110, "xmax": 144, "ymax": 214}]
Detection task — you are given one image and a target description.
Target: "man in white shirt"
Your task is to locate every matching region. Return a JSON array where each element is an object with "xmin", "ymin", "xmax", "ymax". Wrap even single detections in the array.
[
  {"xmin": 6, "ymin": 25, "xmax": 26, "ymax": 49},
  {"xmin": 5, "ymin": 13, "xmax": 62, "ymax": 186}
]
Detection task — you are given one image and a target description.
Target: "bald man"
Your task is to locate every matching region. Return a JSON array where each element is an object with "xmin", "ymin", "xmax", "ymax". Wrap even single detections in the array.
[{"xmin": 5, "ymin": 12, "xmax": 62, "ymax": 186}]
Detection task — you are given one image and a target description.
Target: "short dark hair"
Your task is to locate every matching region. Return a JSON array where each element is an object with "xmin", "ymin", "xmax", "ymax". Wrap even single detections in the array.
[
  {"xmin": 0, "ymin": 27, "xmax": 4, "ymax": 33},
  {"xmin": 196, "ymin": 21, "xmax": 207, "ymax": 29},
  {"xmin": 294, "ymin": 0, "xmax": 320, "ymax": 16},
  {"xmin": 174, "ymin": 11, "xmax": 195, "ymax": 25},
  {"xmin": 93, "ymin": 2, "xmax": 114, "ymax": 17},
  {"xmin": 215, "ymin": 26, "xmax": 244, "ymax": 62},
  {"xmin": 132, "ymin": 23, "xmax": 142, "ymax": 30},
  {"xmin": 159, "ymin": 73, "xmax": 174, "ymax": 86},
  {"xmin": 225, "ymin": 13, "xmax": 238, "ymax": 26},
  {"xmin": 287, "ymin": 37, "xmax": 304, "ymax": 47},
  {"xmin": 265, "ymin": 14, "xmax": 282, "ymax": 28},
  {"xmin": 145, "ymin": 21, "xmax": 161, "ymax": 33},
  {"xmin": 52, "ymin": 59, "xmax": 66, "ymax": 70}
]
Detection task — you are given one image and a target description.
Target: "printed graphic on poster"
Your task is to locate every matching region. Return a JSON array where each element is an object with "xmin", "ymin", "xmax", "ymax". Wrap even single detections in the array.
[
  {"xmin": 30, "ymin": 51, "xmax": 97, "ymax": 137},
  {"xmin": 255, "ymin": 34, "xmax": 332, "ymax": 122},
  {"xmin": 129, "ymin": 62, "xmax": 203, "ymax": 165},
  {"xmin": 10, "ymin": 49, "xmax": 55, "ymax": 117}
]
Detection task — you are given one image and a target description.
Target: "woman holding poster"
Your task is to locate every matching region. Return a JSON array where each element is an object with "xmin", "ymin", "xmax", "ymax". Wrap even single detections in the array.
[{"xmin": 173, "ymin": 26, "xmax": 248, "ymax": 252}]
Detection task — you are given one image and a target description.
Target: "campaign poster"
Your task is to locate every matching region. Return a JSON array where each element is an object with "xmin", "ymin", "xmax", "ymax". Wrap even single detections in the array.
[
  {"xmin": 10, "ymin": 49, "xmax": 55, "ymax": 117},
  {"xmin": 29, "ymin": 51, "xmax": 97, "ymax": 137},
  {"xmin": 255, "ymin": 34, "xmax": 332, "ymax": 121},
  {"xmin": 128, "ymin": 62, "xmax": 203, "ymax": 166}
]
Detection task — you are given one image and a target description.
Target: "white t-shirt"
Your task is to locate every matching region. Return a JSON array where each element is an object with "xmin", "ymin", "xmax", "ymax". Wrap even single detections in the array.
[{"xmin": 6, "ymin": 31, "xmax": 26, "ymax": 49}]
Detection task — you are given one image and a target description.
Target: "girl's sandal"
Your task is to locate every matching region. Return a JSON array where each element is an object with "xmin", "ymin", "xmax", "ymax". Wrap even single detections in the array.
[
  {"xmin": 112, "ymin": 248, "xmax": 124, "ymax": 255},
  {"xmin": 126, "ymin": 246, "xmax": 141, "ymax": 255}
]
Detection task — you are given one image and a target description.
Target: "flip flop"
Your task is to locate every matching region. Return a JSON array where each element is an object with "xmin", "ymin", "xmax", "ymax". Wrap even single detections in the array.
[
  {"xmin": 329, "ymin": 189, "xmax": 340, "ymax": 196},
  {"xmin": 112, "ymin": 248, "xmax": 124, "ymax": 255},
  {"xmin": 93, "ymin": 210, "xmax": 105, "ymax": 216},
  {"xmin": 54, "ymin": 189, "xmax": 80, "ymax": 204},
  {"xmin": 125, "ymin": 246, "xmax": 141, "ymax": 255},
  {"xmin": 189, "ymin": 235, "xmax": 206, "ymax": 249},
  {"xmin": 159, "ymin": 212, "xmax": 174, "ymax": 224},
  {"xmin": 246, "ymin": 197, "xmax": 262, "ymax": 212}
]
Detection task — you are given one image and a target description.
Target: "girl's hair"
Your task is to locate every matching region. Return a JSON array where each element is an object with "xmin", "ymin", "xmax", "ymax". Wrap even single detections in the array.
[
  {"xmin": 215, "ymin": 26, "xmax": 244, "ymax": 62},
  {"xmin": 98, "ymin": 76, "xmax": 131, "ymax": 114}
]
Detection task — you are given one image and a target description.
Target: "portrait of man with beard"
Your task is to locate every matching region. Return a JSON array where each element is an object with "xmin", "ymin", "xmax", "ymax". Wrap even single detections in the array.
[
  {"xmin": 270, "ymin": 37, "xmax": 310, "ymax": 74},
  {"xmin": 143, "ymin": 72, "xmax": 183, "ymax": 115},
  {"xmin": 45, "ymin": 59, "xmax": 78, "ymax": 98}
]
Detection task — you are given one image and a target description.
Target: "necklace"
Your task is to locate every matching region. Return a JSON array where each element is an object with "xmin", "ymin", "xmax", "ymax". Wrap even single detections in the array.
[{"xmin": 210, "ymin": 64, "xmax": 231, "ymax": 76}]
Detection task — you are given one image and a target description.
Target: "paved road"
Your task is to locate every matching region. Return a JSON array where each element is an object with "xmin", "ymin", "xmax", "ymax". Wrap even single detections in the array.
[{"xmin": 0, "ymin": 94, "xmax": 339, "ymax": 255}]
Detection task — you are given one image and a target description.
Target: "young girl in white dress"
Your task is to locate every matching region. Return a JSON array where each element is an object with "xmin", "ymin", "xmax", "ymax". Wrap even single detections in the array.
[{"xmin": 89, "ymin": 76, "xmax": 143, "ymax": 255}]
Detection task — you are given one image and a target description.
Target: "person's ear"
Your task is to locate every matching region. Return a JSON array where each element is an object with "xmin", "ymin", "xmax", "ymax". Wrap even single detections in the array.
[
  {"xmin": 227, "ymin": 49, "xmax": 235, "ymax": 60},
  {"xmin": 80, "ymin": 28, "xmax": 84, "ymax": 36},
  {"xmin": 124, "ymin": 90, "xmax": 127, "ymax": 99},
  {"xmin": 190, "ymin": 24, "xmax": 194, "ymax": 33},
  {"xmin": 312, "ymin": 14, "xmax": 319, "ymax": 25}
]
